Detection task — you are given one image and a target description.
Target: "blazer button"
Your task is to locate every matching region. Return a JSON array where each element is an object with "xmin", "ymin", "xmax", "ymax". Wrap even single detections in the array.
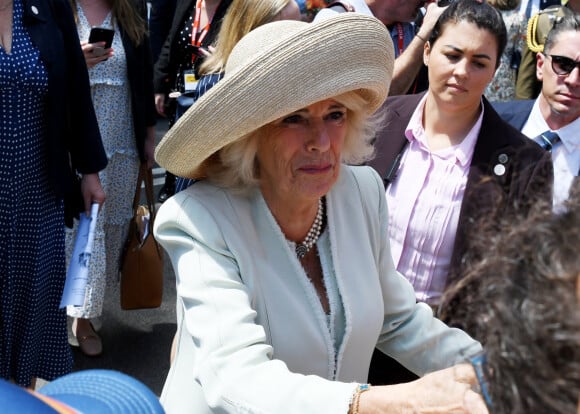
[
  {"xmin": 493, "ymin": 164, "xmax": 506, "ymax": 176},
  {"xmin": 498, "ymin": 153, "xmax": 508, "ymax": 164}
]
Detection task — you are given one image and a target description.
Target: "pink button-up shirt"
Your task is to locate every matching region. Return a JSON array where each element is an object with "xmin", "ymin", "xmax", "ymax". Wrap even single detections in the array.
[{"xmin": 386, "ymin": 94, "xmax": 483, "ymax": 305}]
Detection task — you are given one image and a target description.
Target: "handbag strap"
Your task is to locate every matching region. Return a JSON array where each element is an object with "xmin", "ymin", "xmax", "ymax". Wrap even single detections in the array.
[
  {"xmin": 132, "ymin": 164, "xmax": 156, "ymax": 216},
  {"xmin": 130, "ymin": 164, "xmax": 163, "ymax": 257}
]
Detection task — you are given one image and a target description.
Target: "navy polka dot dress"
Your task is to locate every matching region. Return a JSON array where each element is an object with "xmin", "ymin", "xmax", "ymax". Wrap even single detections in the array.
[{"xmin": 0, "ymin": 0, "xmax": 73, "ymax": 386}]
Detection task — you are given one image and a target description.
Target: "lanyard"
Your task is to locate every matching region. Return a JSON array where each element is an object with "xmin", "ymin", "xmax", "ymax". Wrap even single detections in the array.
[
  {"xmin": 191, "ymin": 0, "xmax": 210, "ymax": 63},
  {"xmin": 396, "ymin": 23, "xmax": 405, "ymax": 56}
]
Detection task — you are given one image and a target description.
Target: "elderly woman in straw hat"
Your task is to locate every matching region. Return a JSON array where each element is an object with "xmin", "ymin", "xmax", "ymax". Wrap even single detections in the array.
[{"xmin": 154, "ymin": 13, "xmax": 488, "ymax": 414}]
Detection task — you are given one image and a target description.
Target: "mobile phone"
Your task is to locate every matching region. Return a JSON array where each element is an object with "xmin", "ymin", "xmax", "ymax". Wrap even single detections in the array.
[{"xmin": 88, "ymin": 27, "xmax": 114, "ymax": 49}]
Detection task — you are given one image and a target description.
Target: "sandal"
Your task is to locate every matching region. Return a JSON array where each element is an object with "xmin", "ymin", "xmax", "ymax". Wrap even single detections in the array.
[{"xmin": 72, "ymin": 318, "xmax": 103, "ymax": 357}]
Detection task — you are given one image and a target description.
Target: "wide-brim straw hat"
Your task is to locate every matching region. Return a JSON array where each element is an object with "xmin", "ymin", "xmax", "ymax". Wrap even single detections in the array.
[{"xmin": 155, "ymin": 13, "xmax": 395, "ymax": 179}]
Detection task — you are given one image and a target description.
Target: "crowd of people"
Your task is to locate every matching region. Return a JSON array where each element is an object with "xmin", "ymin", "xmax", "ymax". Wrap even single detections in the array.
[{"xmin": 0, "ymin": 0, "xmax": 578, "ymax": 412}]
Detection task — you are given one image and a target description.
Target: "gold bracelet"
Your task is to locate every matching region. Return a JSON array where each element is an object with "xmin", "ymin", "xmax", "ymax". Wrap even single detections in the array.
[
  {"xmin": 415, "ymin": 33, "xmax": 428, "ymax": 43},
  {"xmin": 349, "ymin": 383, "xmax": 371, "ymax": 414}
]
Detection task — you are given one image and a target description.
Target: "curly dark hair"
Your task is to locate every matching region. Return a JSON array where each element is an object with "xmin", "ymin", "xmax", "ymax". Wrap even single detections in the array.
[{"xmin": 440, "ymin": 197, "xmax": 580, "ymax": 414}]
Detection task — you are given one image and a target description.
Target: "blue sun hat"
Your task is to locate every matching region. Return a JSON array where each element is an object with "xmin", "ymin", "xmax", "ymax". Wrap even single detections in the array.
[{"xmin": 1, "ymin": 369, "xmax": 164, "ymax": 413}]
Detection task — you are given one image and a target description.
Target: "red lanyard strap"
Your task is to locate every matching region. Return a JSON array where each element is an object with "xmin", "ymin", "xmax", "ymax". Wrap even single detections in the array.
[
  {"xmin": 396, "ymin": 23, "xmax": 404, "ymax": 56},
  {"xmin": 191, "ymin": 0, "xmax": 210, "ymax": 63}
]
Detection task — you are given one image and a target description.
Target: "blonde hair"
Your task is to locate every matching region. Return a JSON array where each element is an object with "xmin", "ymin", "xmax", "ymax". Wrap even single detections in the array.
[
  {"xmin": 203, "ymin": 91, "xmax": 380, "ymax": 191},
  {"xmin": 199, "ymin": 0, "xmax": 296, "ymax": 74},
  {"xmin": 69, "ymin": 0, "xmax": 147, "ymax": 46}
]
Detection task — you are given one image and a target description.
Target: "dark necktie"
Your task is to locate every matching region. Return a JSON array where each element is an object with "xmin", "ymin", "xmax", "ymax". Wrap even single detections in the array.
[
  {"xmin": 525, "ymin": 0, "xmax": 533, "ymax": 18},
  {"xmin": 569, "ymin": 174, "xmax": 580, "ymax": 203},
  {"xmin": 532, "ymin": 130, "xmax": 560, "ymax": 151}
]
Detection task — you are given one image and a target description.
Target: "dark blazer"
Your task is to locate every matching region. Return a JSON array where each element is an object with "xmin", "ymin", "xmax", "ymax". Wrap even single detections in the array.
[
  {"xmin": 149, "ymin": 0, "xmax": 177, "ymax": 63},
  {"xmin": 492, "ymin": 99, "xmax": 534, "ymax": 130},
  {"xmin": 153, "ymin": 0, "xmax": 232, "ymax": 95},
  {"xmin": 366, "ymin": 93, "xmax": 553, "ymax": 386},
  {"xmin": 23, "ymin": 0, "xmax": 107, "ymax": 207},
  {"xmin": 118, "ymin": 0, "xmax": 158, "ymax": 163}
]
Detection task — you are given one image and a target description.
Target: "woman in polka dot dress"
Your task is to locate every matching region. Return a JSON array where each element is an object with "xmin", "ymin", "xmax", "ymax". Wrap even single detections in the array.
[
  {"xmin": 66, "ymin": 0, "xmax": 156, "ymax": 356},
  {"xmin": 0, "ymin": 0, "xmax": 107, "ymax": 387}
]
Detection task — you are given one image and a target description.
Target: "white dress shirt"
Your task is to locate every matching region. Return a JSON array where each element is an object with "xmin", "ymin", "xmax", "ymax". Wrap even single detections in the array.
[{"xmin": 522, "ymin": 98, "xmax": 580, "ymax": 211}]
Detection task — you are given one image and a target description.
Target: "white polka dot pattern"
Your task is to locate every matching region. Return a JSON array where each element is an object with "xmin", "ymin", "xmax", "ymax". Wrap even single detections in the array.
[
  {"xmin": 0, "ymin": 0, "xmax": 73, "ymax": 387},
  {"xmin": 66, "ymin": 6, "xmax": 139, "ymax": 319}
]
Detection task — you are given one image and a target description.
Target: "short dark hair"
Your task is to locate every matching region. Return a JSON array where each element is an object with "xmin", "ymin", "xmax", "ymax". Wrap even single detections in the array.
[
  {"xmin": 441, "ymin": 198, "xmax": 580, "ymax": 414},
  {"xmin": 544, "ymin": 8, "xmax": 580, "ymax": 55},
  {"xmin": 429, "ymin": 0, "xmax": 507, "ymax": 69},
  {"xmin": 487, "ymin": 0, "xmax": 520, "ymax": 11}
]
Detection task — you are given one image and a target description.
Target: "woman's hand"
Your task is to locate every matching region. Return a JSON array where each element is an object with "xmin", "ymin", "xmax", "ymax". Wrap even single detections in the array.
[
  {"xmin": 359, "ymin": 364, "xmax": 489, "ymax": 413},
  {"xmin": 416, "ymin": 1, "xmax": 447, "ymax": 42},
  {"xmin": 80, "ymin": 41, "xmax": 113, "ymax": 69},
  {"xmin": 81, "ymin": 173, "xmax": 106, "ymax": 215},
  {"xmin": 155, "ymin": 93, "xmax": 166, "ymax": 116},
  {"xmin": 145, "ymin": 126, "xmax": 156, "ymax": 169},
  {"xmin": 198, "ymin": 45, "xmax": 215, "ymax": 58}
]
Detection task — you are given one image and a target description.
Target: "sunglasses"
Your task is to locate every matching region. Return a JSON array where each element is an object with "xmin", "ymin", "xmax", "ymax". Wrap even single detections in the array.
[{"xmin": 546, "ymin": 54, "xmax": 580, "ymax": 76}]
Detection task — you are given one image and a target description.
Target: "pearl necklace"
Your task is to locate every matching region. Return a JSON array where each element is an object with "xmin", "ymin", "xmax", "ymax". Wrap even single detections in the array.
[{"xmin": 295, "ymin": 198, "xmax": 324, "ymax": 259}]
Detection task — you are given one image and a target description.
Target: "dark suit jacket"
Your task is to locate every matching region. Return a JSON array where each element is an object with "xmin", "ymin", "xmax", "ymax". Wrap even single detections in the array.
[
  {"xmin": 153, "ymin": 0, "xmax": 232, "ymax": 95},
  {"xmin": 366, "ymin": 93, "xmax": 552, "ymax": 386},
  {"xmin": 23, "ymin": 0, "xmax": 107, "ymax": 203},
  {"xmin": 492, "ymin": 99, "xmax": 534, "ymax": 130},
  {"xmin": 149, "ymin": 0, "xmax": 177, "ymax": 63},
  {"xmin": 118, "ymin": 0, "xmax": 158, "ymax": 164},
  {"xmin": 369, "ymin": 93, "xmax": 553, "ymax": 292}
]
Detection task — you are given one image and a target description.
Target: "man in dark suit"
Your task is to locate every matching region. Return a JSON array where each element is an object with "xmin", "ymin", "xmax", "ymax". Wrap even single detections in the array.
[
  {"xmin": 495, "ymin": 9, "xmax": 580, "ymax": 210},
  {"xmin": 148, "ymin": 0, "xmax": 177, "ymax": 203}
]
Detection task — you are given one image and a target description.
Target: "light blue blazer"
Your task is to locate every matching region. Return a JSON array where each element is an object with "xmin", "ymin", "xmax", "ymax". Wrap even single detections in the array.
[{"xmin": 154, "ymin": 165, "xmax": 481, "ymax": 413}]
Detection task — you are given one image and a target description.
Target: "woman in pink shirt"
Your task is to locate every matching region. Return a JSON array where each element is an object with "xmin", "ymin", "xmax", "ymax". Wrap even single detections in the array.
[{"xmin": 367, "ymin": 0, "xmax": 553, "ymax": 385}]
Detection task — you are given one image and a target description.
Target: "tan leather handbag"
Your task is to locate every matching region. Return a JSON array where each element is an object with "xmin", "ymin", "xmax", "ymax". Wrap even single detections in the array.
[{"xmin": 119, "ymin": 164, "xmax": 163, "ymax": 310}]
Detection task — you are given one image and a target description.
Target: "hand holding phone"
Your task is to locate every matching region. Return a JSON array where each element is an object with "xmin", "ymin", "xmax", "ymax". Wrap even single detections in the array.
[{"xmin": 88, "ymin": 27, "xmax": 114, "ymax": 57}]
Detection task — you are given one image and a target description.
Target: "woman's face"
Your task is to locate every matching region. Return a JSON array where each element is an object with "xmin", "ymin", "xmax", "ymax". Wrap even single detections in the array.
[
  {"xmin": 257, "ymin": 99, "xmax": 347, "ymax": 205},
  {"xmin": 425, "ymin": 20, "xmax": 498, "ymax": 112}
]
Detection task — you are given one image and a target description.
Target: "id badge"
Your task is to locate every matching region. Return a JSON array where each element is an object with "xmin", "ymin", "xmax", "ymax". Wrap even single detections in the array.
[{"xmin": 183, "ymin": 70, "xmax": 198, "ymax": 92}]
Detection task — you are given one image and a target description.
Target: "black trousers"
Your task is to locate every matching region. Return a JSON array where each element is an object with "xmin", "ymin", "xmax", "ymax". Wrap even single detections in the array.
[{"xmin": 367, "ymin": 348, "xmax": 419, "ymax": 385}]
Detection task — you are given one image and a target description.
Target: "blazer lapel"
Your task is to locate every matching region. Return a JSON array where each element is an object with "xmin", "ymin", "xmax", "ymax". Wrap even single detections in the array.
[
  {"xmin": 22, "ymin": 0, "xmax": 48, "ymax": 24},
  {"xmin": 325, "ymin": 168, "xmax": 385, "ymax": 379},
  {"xmin": 447, "ymin": 98, "xmax": 520, "ymax": 285},
  {"xmin": 249, "ymin": 191, "xmax": 337, "ymax": 377},
  {"xmin": 23, "ymin": 0, "xmax": 63, "ymax": 71},
  {"xmin": 368, "ymin": 93, "xmax": 424, "ymax": 183},
  {"xmin": 492, "ymin": 100, "xmax": 534, "ymax": 130}
]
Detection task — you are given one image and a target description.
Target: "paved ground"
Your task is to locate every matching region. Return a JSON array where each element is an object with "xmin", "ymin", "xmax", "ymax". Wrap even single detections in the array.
[
  {"xmin": 69, "ymin": 119, "xmax": 176, "ymax": 397},
  {"xmin": 69, "ymin": 255, "xmax": 176, "ymax": 397}
]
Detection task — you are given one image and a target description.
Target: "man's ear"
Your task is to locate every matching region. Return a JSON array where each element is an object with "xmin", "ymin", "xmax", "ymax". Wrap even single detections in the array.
[{"xmin": 536, "ymin": 52, "xmax": 546, "ymax": 82}]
